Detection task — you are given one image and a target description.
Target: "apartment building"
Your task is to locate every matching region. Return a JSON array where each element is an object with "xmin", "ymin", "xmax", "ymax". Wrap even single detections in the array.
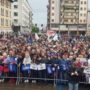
[
  {"xmin": 47, "ymin": 0, "xmax": 60, "ymax": 30},
  {"xmin": 47, "ymin": 0, "xmax": 88, "ymax": 35},
  {"xmin": 87, "ymin": 10, "xmax": 90, "ymax": 35},
  {"xmin": 11, "ymin": 0, "xmax": 32, "ymax": 33},
  {"xmin": 0, "ymin": 0, "xmax": 13, "ymax": 33}
]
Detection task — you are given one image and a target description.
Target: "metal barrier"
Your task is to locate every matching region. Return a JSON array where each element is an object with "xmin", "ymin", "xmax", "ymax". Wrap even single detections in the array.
[{"xmin": 0, "ymin": 63, "xmax": 90, "ymax": 85}]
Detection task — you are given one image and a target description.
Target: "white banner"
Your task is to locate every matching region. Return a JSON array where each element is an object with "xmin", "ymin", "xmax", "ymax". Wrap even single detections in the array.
[
  {"xmin": 84, "ymin": 66, "xmax": 90, "ymax": 74},
  {"xmin": 30, "ymin": 63, "xmax": 46, "ymax": 70},
  {"xmin": 30, "ymin": 64, "xmax": 37, "ymax": 70},
  {"xmin": 37, "ymin": 64, "xmax": 46, "ymax": 70},
  {"xmin": 89, "ymin": 77, "xmax": 90, "ymax": 84}
]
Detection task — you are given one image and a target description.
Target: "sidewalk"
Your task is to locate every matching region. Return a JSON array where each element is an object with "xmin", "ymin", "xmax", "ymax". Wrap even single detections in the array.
[{"xmin": 0, "ymin": 83, "xmax": 90, "ymax": 90}]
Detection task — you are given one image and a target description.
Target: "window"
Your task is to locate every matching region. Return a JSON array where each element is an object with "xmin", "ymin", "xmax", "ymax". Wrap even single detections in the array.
[
  {"xmin": 84, "ymin": 1, "xmax": 86, "ymax": 4},
  {"xmin": 52, "ymin": 13, "xmax": 54, "ymax": 16},
  {"xmin": 52, "ymin": 19, "xmax": 54, "ymax": 22},
  {"xmin": 52, "ymin": 1, "xmax": 54, "ymax": 3},
  {"xmin": 6, "ymin": 20, "xmax": 8, "ymax": 26},
  {"xmin": 71, "ymin": 13, "xmax": 73, "ymax": 16},
  {"xmin": 14, "ymin": 19, "xmax": 18, "ymax": 23},
  {"xmin": 80, "ymin": 13, "xmax": 82, "ymax": 16},
  {"xmin": 14, "ymin": 5, "xmax": 18, "ymax": 9},
  {"xmin": 71, "ymin": 19, "xmax": 73, "ymax": 22},
  {"xmin": 1, "ymin": 0, "xmax": 4, "ymax": 6},
  {"xmin": 88, "ymin": 24, "xmax": 90, "ymax": 27},
  {"xmin": 84, "ymin": 8, "xmax": 86, "ymax": 10},
  {"xmin": 1, "ymin": 18, "xmax": 4, "ymax": 26},
  {"xmin": 10, "ymin": 11, "xmax": 11, "ymax": 17},
  {"xmin": 64, "ymin": 19, "xmax": 68, "ymax": 22},
  {"xmin": 80, "ymin": 7, "xmax": 83, "ymax": 10},
  {"xmin": 83, "ymin": 20, "xmax": 86, "ymax": 22},
  {"xmin": 52, "ymin": 7, "xmax": 54, "ymax": 10},
  {"xmin": 14, "ymin": 12, "xmax": 18, "ymax": 16},
  {"xmin": 84, "ymin": 14, "xmax": 86, "ymax": 16},
  {"xmin": 81, "ymin": 1, "xmax": 83, "ymax": 4},
  {"xmin": 80, "ymin": 20, "xmax": 82, "ymax": 22},
  {"xmin": 9, "ymin": 20, "xmax": 11, "ymax": 26},
  {"xmin": 6, "ymin": 0, "xmax": 11, "ymax": 8},
  {"xmin": 61, "ymin": 13, "xmax": 62, "ymax": 16},
  {"xmin": 51, "ymin": 24, "xmax": 59, "ymax": 28},
  {"xmin": 65, "ymin": 1, "xmax": 68, "ymax": 3},
  {"xmin": 6, "ymin": 10, "xmax": 8, "ymax": 17},
  {"xmin": 1, "ymin": 8, "xmax": 4, "ymax": 16},
  {"xmin": 14, "ymin": 0, "xmax": 18, "ymax": 2},
  {"xmin": 72, "ymin": 1, "xmax": 74, "ymax": 3}
]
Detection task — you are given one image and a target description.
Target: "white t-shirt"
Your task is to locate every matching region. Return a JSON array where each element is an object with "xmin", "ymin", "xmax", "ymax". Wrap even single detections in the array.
[{"xmin": 23, "ymin": 56, "xmax": 32, "ymax": 65}]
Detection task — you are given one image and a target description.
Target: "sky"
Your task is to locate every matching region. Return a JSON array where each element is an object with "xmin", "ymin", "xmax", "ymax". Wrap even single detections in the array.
[
  {"xmin": 29, "ymin": 0, "xmax": 48, "ymax": 28},
  {"xmin": 29, "ymin": 0, "xmax": 90, "ymax": 28},
  {"xmin": 88, "ymin": 0, "xmax": 90, "ymax": 9}
]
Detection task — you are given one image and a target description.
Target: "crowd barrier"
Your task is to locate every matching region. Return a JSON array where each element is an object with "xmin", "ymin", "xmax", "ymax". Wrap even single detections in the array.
[{"xmin": 0, "ymin": 62, "xmax": 90, "ymax": 85}]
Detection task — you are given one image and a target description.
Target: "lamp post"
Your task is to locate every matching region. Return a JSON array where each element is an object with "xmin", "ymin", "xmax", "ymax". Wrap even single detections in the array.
[{"xmin": 41, "ymin": 24, "xmax": 43, "ymax": 33}]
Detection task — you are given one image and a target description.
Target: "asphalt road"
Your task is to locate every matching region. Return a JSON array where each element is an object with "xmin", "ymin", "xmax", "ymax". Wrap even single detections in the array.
[{"xmin": 0, "ymin": 83, "xmax": 90, "ymax": 90}]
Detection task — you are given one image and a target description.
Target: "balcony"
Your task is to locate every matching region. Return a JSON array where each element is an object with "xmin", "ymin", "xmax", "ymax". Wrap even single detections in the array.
[
  {"xmin": 64, "ymin": 15, "xmax": 75, "ymax": 19},
  {"xmin": 64, "ymin": 6, "xmax": 79, "ymax": 10},
  {"xmin": 63, "ymin": 22, "xmax": 78, "ymax": 25},
  {"xmin": 64, "ymin": 3, "xmax": 77, "ymax": 6},
  {"xmin": 76, "ymin": 10, "xmax": 79, "ymax": 13},
  {"xmin": 8, "ymin": 0, "xmax": 15, "ymax": 3},
  {"xmin": 61, "ymin": 2, "xmax": 65, "ymax": 6},
  {"xmin": 76, "ymin": 4, "xmax": 79, "ymax": 6},
  {"xmin": 64, "ymin": 10, "xmax": 76, "ymax": 13}
]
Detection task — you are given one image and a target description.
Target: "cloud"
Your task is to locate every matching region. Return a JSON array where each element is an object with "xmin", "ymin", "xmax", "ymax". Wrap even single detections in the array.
[{"xmin": 29, "ymin": 0, "xmax": 48, "ymax": 27}]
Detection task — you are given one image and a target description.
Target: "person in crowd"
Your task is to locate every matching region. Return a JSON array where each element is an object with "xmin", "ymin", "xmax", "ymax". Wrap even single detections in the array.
[
  {"xmin": 0, "ymin": 51, "xmax": 4, "ymax": 82},
  {"xmin": 2, "ymin": 52, "xmax": 9, "ymax": 82},
  {"xmin": 7, "ymin": 50, "xmax": 17, "ymax": 83},
  {"xmin": 0, "ymin": 32, "xmax": 90, "ymax": 85},
  {"xmin": 22, "ymin": 51, "xmax": 32, "ymax": 83},
  {"xmin": 68, "ymin": 64, "xmax": 80, "ymax": 90}
]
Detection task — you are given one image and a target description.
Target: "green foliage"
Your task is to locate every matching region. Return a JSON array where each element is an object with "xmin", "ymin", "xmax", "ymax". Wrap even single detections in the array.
[{"xmin": 31, "ymin": 26, "xmax": 39, "ymax": 33}]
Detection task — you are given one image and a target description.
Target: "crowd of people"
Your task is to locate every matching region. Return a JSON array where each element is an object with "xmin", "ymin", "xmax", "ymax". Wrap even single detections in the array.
[{"xmin": 0, "ymin": 32, "xmax": 90, "ymax": 87}]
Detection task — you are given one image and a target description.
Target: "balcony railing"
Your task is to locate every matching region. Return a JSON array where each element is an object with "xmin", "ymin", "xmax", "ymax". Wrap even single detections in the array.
[
  {"xmin": 8, "ymin": 0, "xmax": 15, "ymax": 2},
  {"xmin": 64, "ymin": 3, "xmax": 77, "ymax": 6},
  {"xmin": 64, "ymin": 6, "xmax": 79, "ymax": 10},
  {"xmin": 64, "ymin": 10, "xmax": 76, "ymax": 12},
  {"xmin": 64, "ymin": 15, "xmax": 78, "ymax": 19}
]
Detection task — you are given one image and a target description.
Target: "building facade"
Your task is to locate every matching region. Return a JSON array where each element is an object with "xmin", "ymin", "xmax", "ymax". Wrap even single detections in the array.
[
  {"xmin": 47, "ymin": 0, "xmax": 88, "ymax": 35},
  {"xmin": 11, "ymin": 0, "xmax": 32, "ymax": 33},
  {"xmin": 87, "ymin": 10, "xmax": 90, "ymax": 35},
  {"xmin": 0, "ymin": 0, "xmax": 13, "ymax": 33},
  {"xmin": 47, "ymin": 0, "xmax": 60, "ymax": 30}
]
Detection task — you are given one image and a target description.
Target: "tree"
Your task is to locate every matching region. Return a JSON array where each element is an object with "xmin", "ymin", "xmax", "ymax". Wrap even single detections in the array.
[{"xmin": 31, "ymin": 26, "xmax": 39, "ymax": 33}]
